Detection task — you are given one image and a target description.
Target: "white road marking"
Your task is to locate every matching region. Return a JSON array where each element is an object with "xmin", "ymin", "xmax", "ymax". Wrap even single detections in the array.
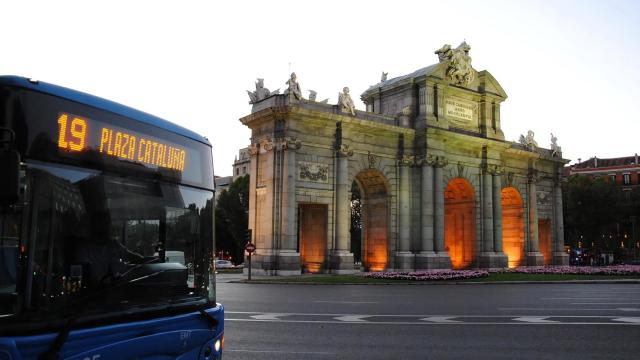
[
  {"xmin": 225, "ymin": 349, "xmax": 336, "ymax": 355},
  {"xmin": 420, "ymin": 316, "xmax": 461, "ymax": 323},
  {"xmin": 314, "ymin": 300, "xmax": 379, "ymax": 304},
  {"xmin": 542, "ymin": 297, "xmax": 640, "ymax": 301},
  {"xmin": 612, "ymin": 317, "xmax": 640, "ymax": 324},
  {"xmin": 572, "ymin": 302, "xmax": 640, "ymax": 305},
  {"xmin": 225, "ymin": 318, "xmax": 636, "ymax": 326},
  {"xmin": 498, "ymin": 307, "xmax": 640, "ymax": 312},
  {"xmin": 513, "ymin": 316, "xmax": 559, "ymax": 324},
  {"xmin": 250, "ymin": 313, "xmax": 286, "ymax": 320},
  {"xmin": 334, "ymin": 315, "xmax": 371, "ymax": 322},
  {"xmin": 225, "ymin": 312, "xmax": 640, "ymax": 325}
]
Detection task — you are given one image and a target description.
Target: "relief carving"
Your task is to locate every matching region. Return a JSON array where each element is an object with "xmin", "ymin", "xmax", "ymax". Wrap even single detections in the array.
[{"xmin": 298, "ymin": 161, "xmax": 329, "ymax": 183}]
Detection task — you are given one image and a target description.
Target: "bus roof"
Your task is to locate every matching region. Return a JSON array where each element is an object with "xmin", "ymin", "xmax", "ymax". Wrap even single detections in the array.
[{"xmin": 0, "ymin": 76, "xmax": 211, "ymax": 146}]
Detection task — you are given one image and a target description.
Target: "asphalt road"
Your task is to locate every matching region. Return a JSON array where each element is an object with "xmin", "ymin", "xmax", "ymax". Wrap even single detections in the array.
[{"xmin": 216, "ymin": 275, "xmax": 640, "ymax": 359}]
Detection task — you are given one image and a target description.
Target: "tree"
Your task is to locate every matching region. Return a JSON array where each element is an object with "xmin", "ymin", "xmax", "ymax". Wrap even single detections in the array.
[
  {"xmin": 350, "ymin": 181, "xmax": 362, "ymax": 263},
  {"xmin": 563, "ymin": 175, "xmax": 626, "ymax": 251},
  {"xmin": 215, "ymin": 175, "xmax": 249, "ymax": 263}
]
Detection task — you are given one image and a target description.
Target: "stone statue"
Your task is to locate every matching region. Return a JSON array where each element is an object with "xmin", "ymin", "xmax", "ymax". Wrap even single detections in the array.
[
  {"xmin": 308, "ymin": 90, "xmax": 317, "ymax": 101},
  {"xmin": 519, "ymin": 130, "xmax": 538, "ymax": 151},
  {"xmin": 435, "ymin": 44, "xmax": 452, "ymax": 62},
  {"xmin": 381, "ymin": 71, "xmax": 388, "ymax": 82},
  {"xmin": 284, "ymin": 72, "xmax": 303, "ymax": 100},
  {"xmin": 435, "ymin": 41, "xmax": 474, "ymax": 86},
  {"xmin": 338, "ymin": 87, "xmax": 356, "ymax": 116},
  {"xmin": 246, "ymin": 78, "xmax": 278, "ymax": 104},
  {"xmin": 550, "ymin": 133, "xmax": 562, "ymax": 157}
]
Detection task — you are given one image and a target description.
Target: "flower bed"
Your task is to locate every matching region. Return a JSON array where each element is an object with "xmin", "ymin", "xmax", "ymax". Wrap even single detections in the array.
[
  {"xmin": 364, "ymin": 269, "xmax": 489, "ymax": 281},
  {"xmin": 492, "ymin": 265, "xmax": 640, "ymax": 275}
]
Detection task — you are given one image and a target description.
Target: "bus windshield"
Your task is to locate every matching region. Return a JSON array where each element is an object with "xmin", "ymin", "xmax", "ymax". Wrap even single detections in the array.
[{"xmin": 0, "ymin": 83, "xmax": 215, "ymax": 332}]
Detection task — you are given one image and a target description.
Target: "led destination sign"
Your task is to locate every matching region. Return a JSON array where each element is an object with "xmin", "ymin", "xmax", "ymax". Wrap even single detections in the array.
[{"xmin": 56, "ymin": 112, "xmax": 187, "ymax": 172}]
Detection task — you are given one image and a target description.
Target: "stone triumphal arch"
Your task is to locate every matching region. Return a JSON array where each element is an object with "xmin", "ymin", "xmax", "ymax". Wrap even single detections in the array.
[{"xmin": 241, "ymin": 42, "xmax": 569, "ymax": 275}]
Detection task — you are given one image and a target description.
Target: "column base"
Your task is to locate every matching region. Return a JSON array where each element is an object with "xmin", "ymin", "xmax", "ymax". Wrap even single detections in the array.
[
  {"xmin": 244, "ymin": 251, "xmax": 302, "ymax": 276},
  {"xmin": 553, "ymin": 252, "xmax": 569, "ymax": 266},
  {"xmin": 478, "ymin": 252, "xmax": 509, "ymax": 269},
  {"xmin": 395, "ymin": 251, "xmax": 415, "ymax": 270},
  {"xmin": 415, "ymin": 251, "xmax": 452, "ymax": 269},
  {"xmin": 527, "ymin": 252, "xmax": 545, "ymax": 266},
  {"xmin": 328, "ymin": 250, "xmax": 355, "ymax": 274}
]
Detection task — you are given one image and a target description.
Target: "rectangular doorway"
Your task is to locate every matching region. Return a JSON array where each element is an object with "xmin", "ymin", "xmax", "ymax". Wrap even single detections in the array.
[
  {"xmin": 299, "ymin": 204, "xmax": 327, "ymax": 273},
  {"xmin": 539, "ymin": 219, "xmax": 552, "ymax": 265}
]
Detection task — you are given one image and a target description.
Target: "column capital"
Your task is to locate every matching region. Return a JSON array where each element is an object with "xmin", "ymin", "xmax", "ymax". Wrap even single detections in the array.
[
  {"xmin": 528, "ymin": 168, "xmax": 540, "ymax": 184},
  {"xmin": 418, "ymin": 154, "xmax": 438, "ymax": 167},
  {"xmin": 259, "ymin": 138, "xmax": 274, "ymax": 153},
  {"xmin": 397, "ymin": 154, "xmax": 415, "ymax": 167},
  {"xmin": 249, "ymin": 142, "xmax": 259, "ymax": 156},
  {"xmin": 336, "ymin": 143, "xmax": 354, "ymax": 158},
  {"xmin": 282, "ymin": 136, "xmax": 302, "ymax": 151},
  {"xmin": 434, "ymin": 156, "xmax": 448, "ymax": 168},
  {"xmin": 490, "ymin": 165, "xmax": 504, "ymax": 176}
]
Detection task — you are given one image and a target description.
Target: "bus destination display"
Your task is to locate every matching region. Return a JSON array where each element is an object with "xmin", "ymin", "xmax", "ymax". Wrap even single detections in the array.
[{"xmin": 56, "ymin": 112, "xmax": 187, "ymax": 172}]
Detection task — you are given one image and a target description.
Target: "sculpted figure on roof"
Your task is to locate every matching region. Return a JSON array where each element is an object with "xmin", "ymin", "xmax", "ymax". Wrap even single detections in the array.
[
  {"xmin": 247, "ymin": 78, "xmax": 278, "ymax": 104},
  {"xmin": 285, "ymin": 72, "xmax": 303, "ymax": 100},
  {"xmin": 435, "ymin": 41, "xmax": 475, "ymax": 86},
  {"xmin": 338, "ymin": 87, "xmax": 356, "ymax": 116}
]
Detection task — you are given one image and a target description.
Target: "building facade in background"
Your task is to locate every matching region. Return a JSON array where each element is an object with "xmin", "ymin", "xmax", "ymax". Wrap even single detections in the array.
[
  {"xmin": 240, "ymin": 42, "xmax": 569, "ymax": 275},
  {"xmin": 232, "ymin": 147, "xmax": 251, "ymax": 181},
  {"xmin": 567, "ymin": 155, "xmax": 640, "ymax": 187}
]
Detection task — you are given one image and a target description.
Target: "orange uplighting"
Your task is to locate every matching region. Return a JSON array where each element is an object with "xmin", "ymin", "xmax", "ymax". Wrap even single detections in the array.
[
  {"xmin": 539, "ymin": 219, "xmax": 552, "ymax": 265},
  {"xmin": 363, "ymin": 197, "xmax": 388, "ymax": 272},
  {"xmin": 502, "ymin": 187, "xmax": 524, "ymax": 268},
  {"xmin": 356, "ymin": 171, "xmax": 389, "ymax": 272},
  {"xmin": 445, "ymin": 178, "xmax": 476, "ymax": 269},
  {"xmin": 300, "ymin": 204, "xmax": 327, "ymax": 273}
]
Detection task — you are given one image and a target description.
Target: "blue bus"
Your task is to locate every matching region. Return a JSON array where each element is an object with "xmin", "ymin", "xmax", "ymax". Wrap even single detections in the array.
[{"xmin": 0, "ymin": 76, "xmax": 223, "ymax": 359}]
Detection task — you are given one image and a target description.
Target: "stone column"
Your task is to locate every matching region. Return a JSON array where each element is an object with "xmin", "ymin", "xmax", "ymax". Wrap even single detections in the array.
[
  {"xmin": 277, "ymin": 137, "xmax": 302, "ymax": 274},
  {"xmin": 330, "ymin": 144, "xmax": 355, "ymax": 273},
  {"xmin": 247, "ymin": 143, "xmax": 258, "ymax": 242},
  {"xmin": 553, "ymin": 172, "xmax": 569, "ymax": 265},
  {"xmin": 479, "ymin": 164, "xmax": 508, "ymax": 268},
  {"xmin": 491, "ymin": 167, "xmax": 508, "ymax": 267},
  {"xmin": 527, "ymin": 168, "xmax": 544, "ymax": 265},
  {"xmin": 492, "ymin": 167, "xmax": 504, "ymax": 254},
  {"xmin": 482, "ymin": 167, "xmax": 494, "ymax": 253},
  {"xmin": 396, "ymin": 155, "xmax": 414, "ymax": 270},
  {"xmin": 417, "ymin": 156, "xmax": 442, "ymax": 269},
  {"xmin": 247, "ymin": 138, "xmax": 277, "ymax": 275},
  {"xmin": 245, "ymin": 143, "xmax": 259, "ymax": 277},
  {"xmin": 433, "ymin": 156, "xmax": 451, "ymax": 268}
]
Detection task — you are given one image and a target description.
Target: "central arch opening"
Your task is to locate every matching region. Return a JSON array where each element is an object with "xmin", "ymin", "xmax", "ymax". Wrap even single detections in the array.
[
  {"xmin": 444, "ymin": 178, "xmax": 476, "ymax": 269},
  {"xmin": 352, "ymin": 170, "xmax": 388, "ymax": 272}
]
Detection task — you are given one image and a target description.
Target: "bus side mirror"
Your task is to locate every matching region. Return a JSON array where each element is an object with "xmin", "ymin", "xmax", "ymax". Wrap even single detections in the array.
[{"xmin": 0, "ymin": 150, "xmax": 20, "ymax": 205}]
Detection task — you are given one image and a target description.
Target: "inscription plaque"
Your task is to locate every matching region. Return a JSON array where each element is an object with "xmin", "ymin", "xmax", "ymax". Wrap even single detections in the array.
[{"xmin": 445, "ymin": 97, "xmax": 477, "ymax": 130}]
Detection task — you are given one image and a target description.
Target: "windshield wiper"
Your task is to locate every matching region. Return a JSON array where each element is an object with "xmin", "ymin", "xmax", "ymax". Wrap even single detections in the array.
[{"xmin": 40, "ymin": 259, "xmax": 184, "ymax": 359}]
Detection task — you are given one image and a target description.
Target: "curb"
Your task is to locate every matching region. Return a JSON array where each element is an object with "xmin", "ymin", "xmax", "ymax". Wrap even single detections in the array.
[{"xmin": 229, "ymin": 279, "xmax": 640, "ymax": 285}]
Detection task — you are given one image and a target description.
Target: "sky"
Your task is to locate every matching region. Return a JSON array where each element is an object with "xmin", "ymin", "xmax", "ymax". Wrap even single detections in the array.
[{"xmin": 2, "ymin": 0, "xmax": 640, "ymax": 176}]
